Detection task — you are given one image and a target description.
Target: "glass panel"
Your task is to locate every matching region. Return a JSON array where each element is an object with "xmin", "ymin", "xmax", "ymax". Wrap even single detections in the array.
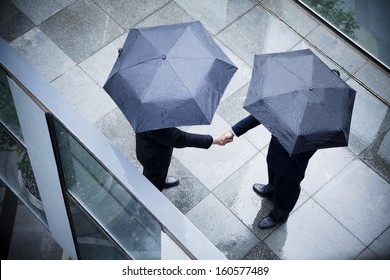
[
  {"xmin": 0, "ymin": 124, "xmax": 47, "ymax": 223},
  {"xmin": 0, "ymin": 68, "xmax": 23, "ymax": 142},
  {"xmin": 0, "ymin": 67, "xmax": 46, "ymax": 224},
  {"xmin": 53, "ymin": 118, "xmax": 161, "ymax": 260},
  {"xmin": 67, "ymin": 196, "xmax": 129, "ymax": 260},
  {"xmin": 299, "ymin": 0, "xmax": 390, "ymax": 68}
]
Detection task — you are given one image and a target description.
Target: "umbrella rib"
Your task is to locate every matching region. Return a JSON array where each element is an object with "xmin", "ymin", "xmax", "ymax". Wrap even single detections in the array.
[
  {"xmin": 165, "ymin": 59, "xmax": 208, "ymax": 120},
  {"xmin": 310, "ymin": 85, "xmax": 349, "ymax": 90},
  {"xmin": 120, "ymin": 57, "xmax": 161, "ymax": 72},
  {"xmin": 166, "ymin": 59, "xmax": 194, "ymax": 96},
  {"xmin": 260, "ymin": 92, "xmax": 304, "ymax": 136},
  {"xmin": 270, "ymin": 57, "xmax": 308, "ymax": 87},
  {"xmin": 163, "ymin": 23, "xmax": 214, "ymax": 60},
  {"xmin": 169, "ymin": 56, "xmax": 212, "ymax": 59},
  {"xmin": 118, "ymin": 28, "xmax": 164, "ymax": 71}
]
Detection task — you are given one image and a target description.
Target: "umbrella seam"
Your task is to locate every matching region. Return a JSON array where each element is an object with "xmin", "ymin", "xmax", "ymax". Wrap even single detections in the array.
[
  {"xmin": 118, "ymin": 29, "xmax": 162, "ymax": 72},
  {"xmin": 168, "ymin": 21, "xmax": 213, "ymax": 58},
  {"xmin": 165, "ymin": 58, "xmax": 210, "ymax": 123},
  {"xmin": 164, "ymin": 22, "xmax": 215, "ymax": 60},
  {"xmin": 300, "ymin": 89, "xmax": 349, "ymax": 135},
  {"xmin": 260, "ymin": 98, "xmax": 298, "ymax": 151},
  {"xmin": 133, "ymin": 25, "xmax": 212, "ymax": 105},
  {"xmin": 247, "ymin": 94, "xmax": 300, "ymax": 154},
  {"xmin": 142, "ymin": 23, "xmax": 189, "ymax": 60},
  {"xmin": 119, "ymin": 57, "xmax": 162, "ymax": 72},
  {"xmin": 269, "ymin": 56, "xmax": 308, "ymax": 87}
]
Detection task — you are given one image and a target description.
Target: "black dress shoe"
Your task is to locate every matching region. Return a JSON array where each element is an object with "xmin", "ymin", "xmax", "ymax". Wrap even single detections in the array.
[
  {"xmin": 163, "ymin": 176, "xmax": 179, "ymax": 189},
  {"xmin": 252, "ymin": 184, "xmax": 274, "ymax": 200},
  {"xmin": 258, "ymin": 215, "xmax": 286, "ymax": 230}
]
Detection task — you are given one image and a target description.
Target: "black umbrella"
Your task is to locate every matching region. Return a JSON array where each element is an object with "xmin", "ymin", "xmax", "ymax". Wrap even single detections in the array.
[
  {"xmin": 103, "ymin": 21, "xmax": 237, "ymax": 133},
  {"xmin": 244, "ymin": 49, "xmax": 356, "ymax": 155}
]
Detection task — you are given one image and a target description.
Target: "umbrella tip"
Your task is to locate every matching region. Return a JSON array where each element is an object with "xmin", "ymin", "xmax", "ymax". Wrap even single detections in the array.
[
  {"xmin": 161, "ymin": 55, "xmax": 166, "ymax": 60},
  {"xmin": 118, "ymin": 48, "xmax": 122, "ymax": 56}
]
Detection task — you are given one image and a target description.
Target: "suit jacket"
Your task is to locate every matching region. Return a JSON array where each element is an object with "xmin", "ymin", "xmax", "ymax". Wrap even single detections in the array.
[
  {"xmin": 232, "ymin": 115, "xmax": 316, "ymax": 180},
  {"xmin": 136, "ymin": 127, "xmax": 213, "ymax": 178}
]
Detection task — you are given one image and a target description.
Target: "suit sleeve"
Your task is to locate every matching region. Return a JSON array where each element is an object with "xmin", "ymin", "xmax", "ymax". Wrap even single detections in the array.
[
  {"xmin": 231, "ymin": 115, "xmax": 261, "ymax": 137},
  {"xmin": 144, "ymin": 128, "xmax": 213, "ymax": 149}
]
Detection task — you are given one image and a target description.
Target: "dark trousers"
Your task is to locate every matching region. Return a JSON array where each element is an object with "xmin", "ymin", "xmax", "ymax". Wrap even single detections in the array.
[
  {"xmin": 142, "ymin": 154, "xmax": 172, "ymax": 192},
  {"xmin": 268, "ymin": 169, "xmax": 301, "ymax": 221},
  {"xmin": 143, "ymin": 169, "xmax": 168, "ymax": 192}
]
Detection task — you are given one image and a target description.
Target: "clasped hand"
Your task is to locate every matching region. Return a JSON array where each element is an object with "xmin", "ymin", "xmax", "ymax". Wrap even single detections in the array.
[{"xmin": 213, "ymin": 130, "xmax": 234, "ymax": 146}]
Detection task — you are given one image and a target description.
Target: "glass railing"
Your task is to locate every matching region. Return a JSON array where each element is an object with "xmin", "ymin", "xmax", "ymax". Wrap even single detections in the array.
[
  {"xmin": 51, "ymin": 118, "xmax": 161, "ymax": 259},
  {"xmin": 0, "ymin": 36, "xmax": 224, "ymax": 260}
]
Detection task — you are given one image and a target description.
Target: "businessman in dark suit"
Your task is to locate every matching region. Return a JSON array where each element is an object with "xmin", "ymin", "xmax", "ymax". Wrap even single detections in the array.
[
  {"xmin": 226, "ymin": 115, "xmax": 316, "ymax": 229},
  {"xmin": 136, "ymin": 128, "xmax": 229, "ymax": 192}
]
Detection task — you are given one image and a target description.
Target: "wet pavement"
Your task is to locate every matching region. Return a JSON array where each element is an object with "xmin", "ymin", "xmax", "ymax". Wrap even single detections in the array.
[{"xmin": 1, "ymin": 0, "xmax": 389, "ymax": 260}]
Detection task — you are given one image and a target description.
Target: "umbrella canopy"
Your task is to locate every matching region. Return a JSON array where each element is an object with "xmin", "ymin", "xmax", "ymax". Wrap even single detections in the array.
[
  {"xmin": 244, "ymin": 49, "xmax": 356, "ymax": 155},
  {"xmin": 104, "ymin": 21, "xmax": 237, "ymax": 133}
]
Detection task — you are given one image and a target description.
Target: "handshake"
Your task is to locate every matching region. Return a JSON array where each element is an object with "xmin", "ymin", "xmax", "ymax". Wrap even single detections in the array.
[{"xmin": 213, "ymin": 130, "xmax": 235, "ymax": 146}]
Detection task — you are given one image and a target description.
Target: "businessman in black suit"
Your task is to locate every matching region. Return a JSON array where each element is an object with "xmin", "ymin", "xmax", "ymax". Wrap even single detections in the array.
[
  {"xmin": 225, "ymin": 115, "xmax": 316, "ymax": 229},
  {"xmin": 136, "ymin": 128, "xmax": 229, "ymax": 192}
]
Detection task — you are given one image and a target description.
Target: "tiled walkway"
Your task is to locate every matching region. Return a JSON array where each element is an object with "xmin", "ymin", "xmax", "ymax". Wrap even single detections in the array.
[{"xmin": 1, "ymin": 0, "xmax": 389, "ymax": 260}]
